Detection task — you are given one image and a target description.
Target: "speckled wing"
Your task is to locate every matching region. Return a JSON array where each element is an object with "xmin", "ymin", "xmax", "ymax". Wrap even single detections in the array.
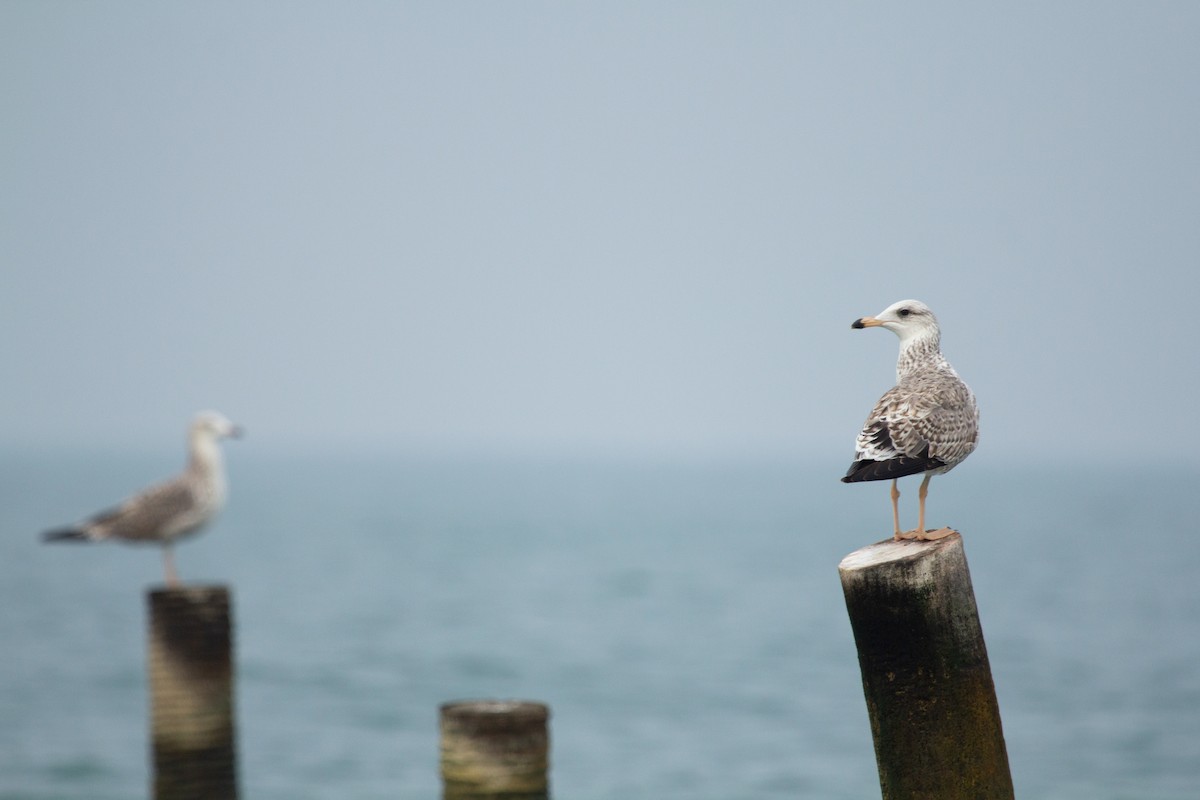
[
  {"xmin": 83, "ymin": 478, "xmax": 212, "ymax": 543},
  {"xmin": 842, "ymin": 373, "xmax": 978, "ymax": 483}
]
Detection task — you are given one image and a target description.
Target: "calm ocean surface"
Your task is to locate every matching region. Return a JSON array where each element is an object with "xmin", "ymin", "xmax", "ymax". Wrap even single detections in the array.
[{"xmin": 2, "ymin": 450, "xmax": 1198, "ymax": 799}]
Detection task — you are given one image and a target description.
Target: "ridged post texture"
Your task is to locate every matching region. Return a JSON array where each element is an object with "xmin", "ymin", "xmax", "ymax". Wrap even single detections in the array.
[
  {"xmin": 838, "ymin": 533, "xmax": 1013, "ymax": 800},
  {"xmin": 146, "ymin": 585, "xmax": 238, "ymax": 800},
  {"xmin": 440, "ymin": 700, "xmax": 550, "ymax": 799}
]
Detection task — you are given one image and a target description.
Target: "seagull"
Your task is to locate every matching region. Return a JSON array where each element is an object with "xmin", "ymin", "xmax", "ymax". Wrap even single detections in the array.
[
  {"xmin": 41, "ymin": 411, "xmax": 243, "ymax": 586},
  {"xmin": 841, "ymin": 300, "xmax": 978, "ymax": 541}
]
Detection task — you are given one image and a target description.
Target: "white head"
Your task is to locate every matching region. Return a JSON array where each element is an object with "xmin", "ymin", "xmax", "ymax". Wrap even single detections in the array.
[
  {"xmin": 190, "ymin": 410, "xmax": 244, "ymax": 441},
  {"xmin": 851, "ymin": 299, "xmax": 940, "ymax": 346}
]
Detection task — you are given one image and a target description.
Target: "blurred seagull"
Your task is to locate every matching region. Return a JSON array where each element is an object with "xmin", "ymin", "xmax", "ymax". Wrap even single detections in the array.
[
  {"xmin": 41, "ymin": 411, "xmax": 243, "ymax": 586},
  {"xmin": 841, "ymin": 300, "xmax": 978, "ymax": 541}
]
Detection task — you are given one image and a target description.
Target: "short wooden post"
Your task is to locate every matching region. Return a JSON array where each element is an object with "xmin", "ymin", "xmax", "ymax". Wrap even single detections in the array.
[
  {"xmin": 838, "ymin": 533, "xmax": 1013, "ymax": 800},
  {"xmin": 439, "ymin": 700, "xmax": 550, "ymax": 799},
  {"xmin": 146, "ymin": 585, "xmax": 238, "ymax": 800}
]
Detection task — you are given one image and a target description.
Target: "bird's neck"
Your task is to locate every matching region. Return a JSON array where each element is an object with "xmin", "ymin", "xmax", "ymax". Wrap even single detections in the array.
[
  {"xmin": 896, "ymin": 333, "xmax": 949, "ymax": 381},
  {"xmin": 188, "ymin": 434, "xmax": 224, "ymax": 476},
  {"xmin": 187, "ymin": 434, "xmax": 228, "ymax": 504}
]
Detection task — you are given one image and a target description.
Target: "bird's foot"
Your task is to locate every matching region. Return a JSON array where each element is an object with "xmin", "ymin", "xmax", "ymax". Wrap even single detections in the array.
[
  {"xmin": 895, "ymin": 527, "xmax": 957, "ymax": 541},
  {"xmin": 921, "ymin": 527, "xmax": 957, "ymax": 540},
  {"xmin": 917, "ymin": 527, "xmax": 956, "ymax": 541}
]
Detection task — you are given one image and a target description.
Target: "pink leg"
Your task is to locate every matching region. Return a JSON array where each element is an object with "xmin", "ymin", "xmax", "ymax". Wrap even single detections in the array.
[
  {"xmin": 163, "ymin": 546, "xmax": 180, "ymax": 587},
  {"xmin": 917, "ymin": 473, "xmax": 930, "ymax": 535},
  {"xmin": 916, "ymin": 474, "xmax": 955, "ymax": 540},
  {"xmin": 890, "ymin": 479, "xmax": 903, "ymax": 540}
]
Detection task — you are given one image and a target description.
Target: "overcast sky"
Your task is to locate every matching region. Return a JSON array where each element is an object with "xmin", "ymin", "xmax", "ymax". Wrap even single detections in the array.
[{"xmin": 2, "ymin": 2, "xmax": 1197, "ymax": 462}]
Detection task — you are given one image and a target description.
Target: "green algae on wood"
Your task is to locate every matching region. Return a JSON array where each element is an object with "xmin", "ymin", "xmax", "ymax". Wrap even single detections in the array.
[{"xmin": 440, "ymin": 700, "xmax": 550, "ymax": 799}]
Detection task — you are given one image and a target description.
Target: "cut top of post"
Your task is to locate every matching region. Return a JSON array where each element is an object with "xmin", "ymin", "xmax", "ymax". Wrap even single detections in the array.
[
  {"xmin": 440, "ymin": 700, "xmax": 549, "ymax": 726},
  {"xmin": 838, "ymin": 532, "xmax": 962, "ymax": 575},
  {"xmin": 147, "ymin": 584, "xmax": 231, "ymax": 604}
]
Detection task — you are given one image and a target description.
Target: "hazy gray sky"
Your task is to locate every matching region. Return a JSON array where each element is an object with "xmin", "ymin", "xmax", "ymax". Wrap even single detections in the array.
[{"xmin": 2, "ymin": 2, "xmax": 1198, "ymax": 461}]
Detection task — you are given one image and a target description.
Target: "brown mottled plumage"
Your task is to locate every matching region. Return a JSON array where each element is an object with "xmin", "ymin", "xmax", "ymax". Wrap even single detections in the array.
[
  {"xmin": 41, "ymin": 411, "xmax": 242, "ymax": 585},
  {"xmin": 842, "ymin": 300, "xmax": 978, "ymax": 541}
]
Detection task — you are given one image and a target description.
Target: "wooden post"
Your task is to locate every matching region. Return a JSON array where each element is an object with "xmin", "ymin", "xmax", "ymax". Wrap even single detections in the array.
[
  {"xmin": 440, "ymin": 700, "xmax": 550, "ymax": 799},
  {"xmin": 838, "ymin": 533, "xmax": 1013, "ymax": 800},
  {"xmin": 146, "ymin": 585, "xmax": 238, "ymax": 800}
]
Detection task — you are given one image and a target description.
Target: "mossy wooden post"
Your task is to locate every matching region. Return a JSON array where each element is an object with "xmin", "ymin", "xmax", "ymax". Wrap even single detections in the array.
[
  {"xmin": 838, "ymin": 533, "xmax": 1013, "ymax": 800},
  {"xmin": 147, "ymin": 585, "xmax": 238, "ymax": 800},
  {"xmin": 440, "ymin": 700, "xmax": 550, "ymax": 799}
]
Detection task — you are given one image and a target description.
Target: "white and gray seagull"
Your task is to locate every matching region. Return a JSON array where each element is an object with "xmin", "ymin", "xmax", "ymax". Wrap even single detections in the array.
[
  {"xmin": 841, "ymin": 300, "xmax": 979, "ymax": 541},
  {"xmin": 41, "ymin": 411, "xmax": 243, "ymax": 585}
]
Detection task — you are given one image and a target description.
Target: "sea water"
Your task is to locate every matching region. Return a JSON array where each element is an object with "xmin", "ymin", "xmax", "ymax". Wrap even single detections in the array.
[{"xmin": 2, "ymin": 451, "xmax": 1197, "ymax": 799}]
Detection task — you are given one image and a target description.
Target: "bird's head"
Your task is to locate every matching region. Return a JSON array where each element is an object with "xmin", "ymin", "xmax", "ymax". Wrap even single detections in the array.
[
  {"xmin": 191, "ymin": 411, "xmax": 244, "ymax": 441},
  {"xmin": 851, "ymin": 299, "xmax": 940, "ymax": 345}
]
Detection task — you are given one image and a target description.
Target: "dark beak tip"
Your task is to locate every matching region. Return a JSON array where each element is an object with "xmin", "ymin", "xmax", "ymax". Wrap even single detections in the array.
[{"xmin": 851, "ymin": 319, "xmax": 866, "ymax": 329}]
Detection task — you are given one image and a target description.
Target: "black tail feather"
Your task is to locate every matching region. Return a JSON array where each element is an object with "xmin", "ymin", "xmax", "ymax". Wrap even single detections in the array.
[
  {"xmin": 841, "ymin": 455, "xmax": 945, "ymax": 483},
  {"xmin": 41, "ymin": 527, "xmax": 89, "ymax": 543}
]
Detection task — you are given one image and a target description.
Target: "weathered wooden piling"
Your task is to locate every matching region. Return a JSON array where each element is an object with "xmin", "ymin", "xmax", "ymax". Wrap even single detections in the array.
[
  {"xmin": 440, "ymin": 700, "xmax": 550, "ymax": 799},
  {"xmin": 146, "ymin": 585, "xmax": 238, "ymax": 800},
  {"xmin": 838, "ymin": 533, "xmax": 1012, "ymax": 800}
]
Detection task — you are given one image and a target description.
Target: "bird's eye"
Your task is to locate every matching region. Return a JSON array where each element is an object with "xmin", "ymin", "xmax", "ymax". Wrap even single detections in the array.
[{"xmin": 898, "ymin": 308, "xmax": 911, "ymax": 317}]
